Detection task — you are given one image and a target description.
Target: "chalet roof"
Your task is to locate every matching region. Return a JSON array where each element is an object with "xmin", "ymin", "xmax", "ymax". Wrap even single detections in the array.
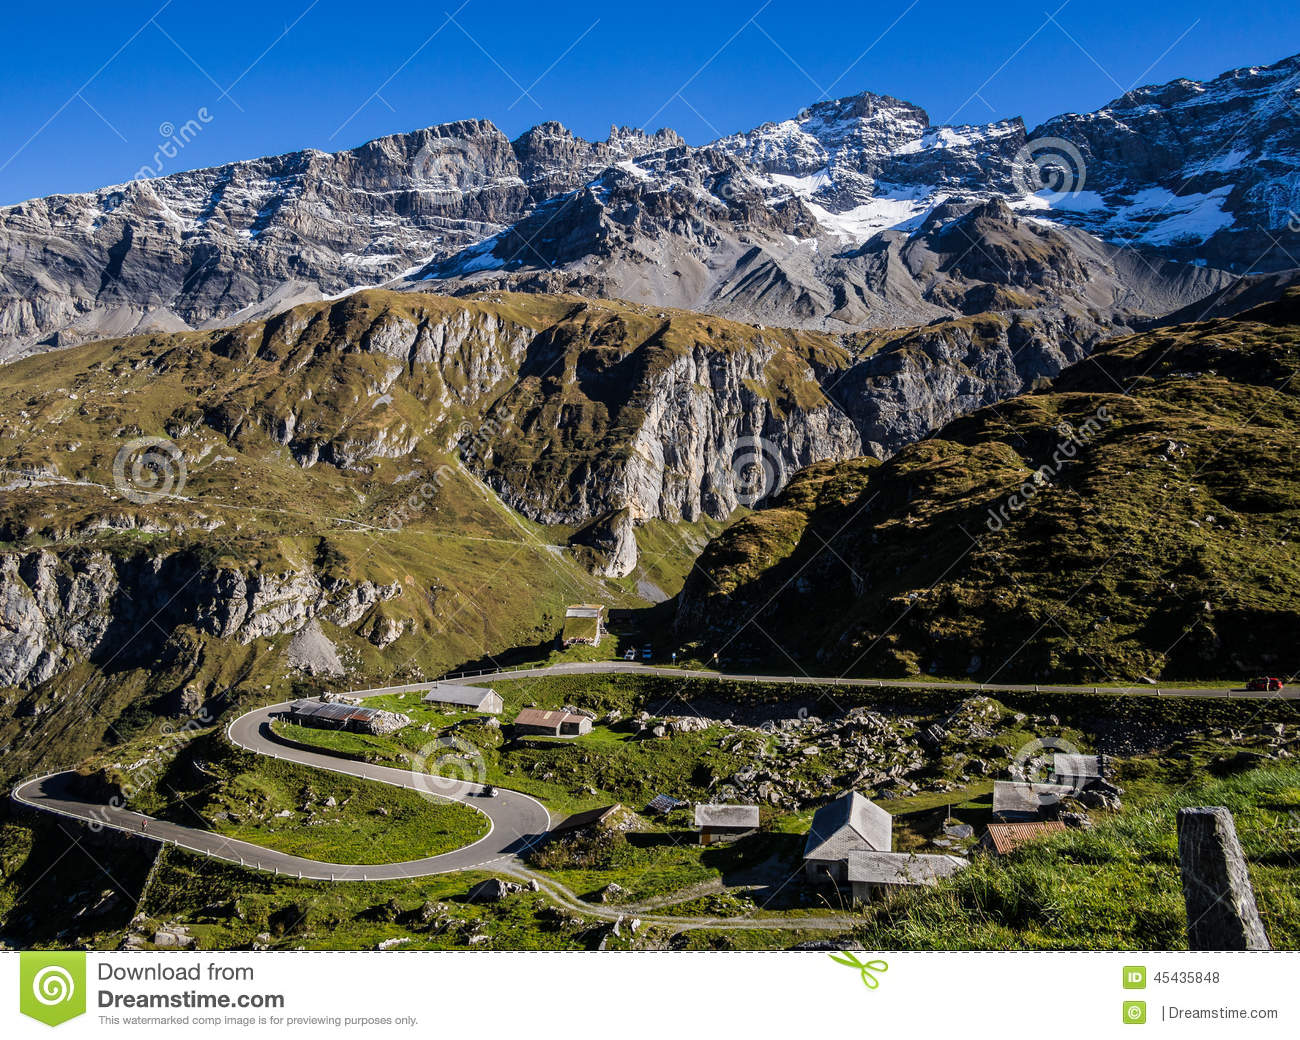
[
  {"xmin": 803, "ymin": 791, "xmax": 892, "ymax": 861},
  {"xmin": 694, "ymin": 804, "xmax": 760, "ymax": 829},
  {"xmin": 984, "ymin": 821, "xmax": 1068, "ymax": 855},
  {"xmin": 552, "ymin": 805, "xmax": 621, "ymax": 835},
  {"xmin": 993, "ymin": 780, "xmax": 1074, "ymax": 817},
  {"xmin": 421, "ymin": 683, "xmax": 499, "ymax": 709},
  {"xmin": 1053, "ymin": 752, "xmax": 1101, "ymax": 783},
  {"xmin": 845, "ymin": 850, "xmax": 968, "ymax": 886},
  {"xmin": 565, "ymin": 604, "xmax": 604, "ymax": 619},
  {"xmin": 514, "ymin": 707, "xmax": 585, "ymax": 729},
  {"xmin": 287, "ymin": 699, "xmax": 385, "ymax": 725}
]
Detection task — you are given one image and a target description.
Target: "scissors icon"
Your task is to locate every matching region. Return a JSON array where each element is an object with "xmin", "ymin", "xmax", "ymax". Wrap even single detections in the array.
[{"xmin": 828, "ymin": 952, "xmax": 889, "ymax": 989}]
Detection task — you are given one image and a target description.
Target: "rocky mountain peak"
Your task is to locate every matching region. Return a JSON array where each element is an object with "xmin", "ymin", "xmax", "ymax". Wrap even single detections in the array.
[
  {"xmin": 1025, "ymin": 49, "xmax": 1300, "ymax": 270},
  {"xmin": 1101, "ymin": 50, "xmax": 1300, "ymax": 114},
  {"xmin": 713, "ymin": 90, "xmax": 929, "ymax": 180},
  {"xmin": 0, "ymin": 50, "xmax": 1295, "ymax": 360},
  {"xmin": 605, "ymin": 124, "xmax": 687, "ymax": 154}
]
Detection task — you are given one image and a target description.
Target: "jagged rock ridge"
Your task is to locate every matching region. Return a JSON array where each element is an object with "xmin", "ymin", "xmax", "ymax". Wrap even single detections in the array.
[{"xmin": 2, "ymin": 52, "xmax": 1297, "ymax": 360}]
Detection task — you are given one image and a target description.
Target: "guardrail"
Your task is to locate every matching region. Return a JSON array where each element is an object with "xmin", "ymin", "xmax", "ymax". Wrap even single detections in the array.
[{"xmin": 345, "ymin": 664, "xmax": 1193, "ymax": 698}]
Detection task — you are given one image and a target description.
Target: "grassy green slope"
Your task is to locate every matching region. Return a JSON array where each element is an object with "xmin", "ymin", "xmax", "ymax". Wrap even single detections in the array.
[
  {"xmin": 0, "ymin": 290, "xmax": 777, "ymax": 783},
  {"xmin": 849, "ymin": 765, "xmax": 1300, "ymax": 950},
  {"xmin": 676, "ymin": 291, "xmax": 1300, "ymax": 682}
]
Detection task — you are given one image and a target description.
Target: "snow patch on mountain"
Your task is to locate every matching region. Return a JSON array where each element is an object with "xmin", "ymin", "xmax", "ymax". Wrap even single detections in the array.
[
  {"xmin": 1017, "ymin": 185, "xmax": 1237, "ymax": 247},
  {"xmin": 1113, "ymin": 186, "xmax": 1237, "ymax": 246},
  {"xmin": 803, "ymin": 192, "xmax": 936, "ymax": 240}
]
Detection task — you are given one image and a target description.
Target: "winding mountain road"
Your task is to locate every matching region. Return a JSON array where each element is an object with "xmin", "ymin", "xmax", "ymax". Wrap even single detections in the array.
[
  {"xmin": 10, "ymin": 662, "xmax": 1288, "ymax": 932},
  {"xmin": 13, "ymin": 701, "xmax": 551, "ymax": 882}
]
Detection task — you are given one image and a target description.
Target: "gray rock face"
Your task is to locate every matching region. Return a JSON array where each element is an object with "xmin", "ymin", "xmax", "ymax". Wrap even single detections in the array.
[
  {"xmin": 0, "ymin": 547, "xmax": 400, "ymax": 688},
  {"xmin": 606, "ymin": 341, "xmax": 863, "ymax": 523},
  {"xmin": 2, "ymin": 52, "xmax": 1294, "ymax": 361},
  {"xmin": 0, "ymin": 119, "xmax": 532, "ymax": 362},
  {"xmin": 0, "ymin": 550, "xmax": 115, "ymax": 687},
  {"xmin": 569, "ymin": 511, "xmax": 640, "ymax": 579},
  {"xmin": 826, "ymin": 309, "xmax": 1091, "ymax": 458}
]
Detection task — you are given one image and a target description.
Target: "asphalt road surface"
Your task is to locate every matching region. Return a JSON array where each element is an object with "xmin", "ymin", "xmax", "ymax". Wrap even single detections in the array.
[
  {"xmin": 12, "ymin": 702, "xmax": 550, "ymax": 881},
  {"xmin": 357, "ymin": 660, "xmax": 1295, "ymax": 700}
]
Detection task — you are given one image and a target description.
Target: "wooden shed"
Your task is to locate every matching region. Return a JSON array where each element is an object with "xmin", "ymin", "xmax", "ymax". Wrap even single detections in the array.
[
  {"xmin": 1052, "ymin": 752, "xmax": 1102, "ymax": 787},
  {"xmin": 992, "ymin": 780, "xmax": 1074, "ymax": 821},
  {"xmin": 694, "ymin": 804, "xmax": 760, "ymax": 845},
  {"xmin": 561, "ymin": 604, "xmax": 606, "ymax": 647},
  {"xmin": 513, "ymin": 707, "xmax": 593, "ymax": 737},
  {"xmin": 551, "ymin": 804, "xmax": 623, "ymax": 836}
]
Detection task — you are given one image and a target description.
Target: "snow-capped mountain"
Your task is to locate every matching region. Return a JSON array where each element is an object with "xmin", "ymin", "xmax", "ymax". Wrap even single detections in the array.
[
  {"xmin": 1, "ymin": 51, "xmax": 1297, "ymax": 361},
  {"xmin": 709, "ymin": 53, "xmax": 1300, "ymax": 265},
  {"xmin": 1030, "ymin": 56, "xmax": 1300, "ymax": 269},
  {"xmin": 715, "ymin": 92, "xmax": 1027, "ymax": 215}
]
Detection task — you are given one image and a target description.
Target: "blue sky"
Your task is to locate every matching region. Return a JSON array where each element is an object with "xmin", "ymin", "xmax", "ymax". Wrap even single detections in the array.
[{"xmin": 1, "ymin": 0, "xmax": 1297, "ymax": 204}]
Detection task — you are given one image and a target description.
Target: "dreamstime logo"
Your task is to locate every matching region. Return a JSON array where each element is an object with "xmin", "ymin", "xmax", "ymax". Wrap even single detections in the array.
[
  {"xmin": 380, "ymin": 463, "xmax": 457, "ymax": 531},
  {"xmin": 32, "ymin": 966, "xmax": 75, "ymax": 1006},
  {"xmin": 726, "ymin": 435, "xmax": 785, "ymax": 507},
  {"xmin": 1288, "ymin": 210, "xmax": 1300, "ymax": 234},
  {"xmin": 410, "ymin": 735, "xmax": 487, "ymax": 804},
  {"xmin": 986, "ymin": 405, "xmax": 1112, "ymax": 532},
  {"xmin": 425, "ymin": 584, "xmax": 481, "ymax": 639},
  {"xmin": 1011, "ymin": 735, "xmax": 1085, "ymax": 807},
  {"xmin": 1012, "ymin": 136, "xmax": 1087, "ymax": 202},
  {"xmin": 20, "ymin": 952, "xmax": 86, "ymax": 1025},
  {"xmin": 112, "ymin": 435, "xmax": 188, "ymax": 504},
  {"xmin": 412, "ymin": 137, "xmax": 480, "ymax": 200},
  {"xmin": 459, "ymin": 409, "xmax": 516, "ymax": 470},
  {"xmin": 380, "ymin": 409, "xmax": 515, "ymax": 531}
]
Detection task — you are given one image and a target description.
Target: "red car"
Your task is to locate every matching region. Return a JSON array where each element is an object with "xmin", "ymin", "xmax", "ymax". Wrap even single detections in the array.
[{"xmin": 1246, "ymin": 677, "xmax": 1284, "ymax": 692}]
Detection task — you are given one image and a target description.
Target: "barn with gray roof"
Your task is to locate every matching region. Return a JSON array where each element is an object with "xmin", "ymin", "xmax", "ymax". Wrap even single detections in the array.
[
  {"xmin": 846, "ymin": 850, "xmax": 968, "ymax": 901},
  {"xmin": 694, "ymin": 804, "xmax": 760, "ymax": 845},
  {"xmin": 421, "ymin": 683, "xmax": 503, "ymax": 714}
]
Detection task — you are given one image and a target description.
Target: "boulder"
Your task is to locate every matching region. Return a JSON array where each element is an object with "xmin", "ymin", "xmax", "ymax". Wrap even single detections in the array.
[
  {"xmin": 920, "ymin": 723, "xmax": 947, "ymax": 748},
  {"xmin": 465, "ymin": 878, "xmax": 521, "ymax": 904}
]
